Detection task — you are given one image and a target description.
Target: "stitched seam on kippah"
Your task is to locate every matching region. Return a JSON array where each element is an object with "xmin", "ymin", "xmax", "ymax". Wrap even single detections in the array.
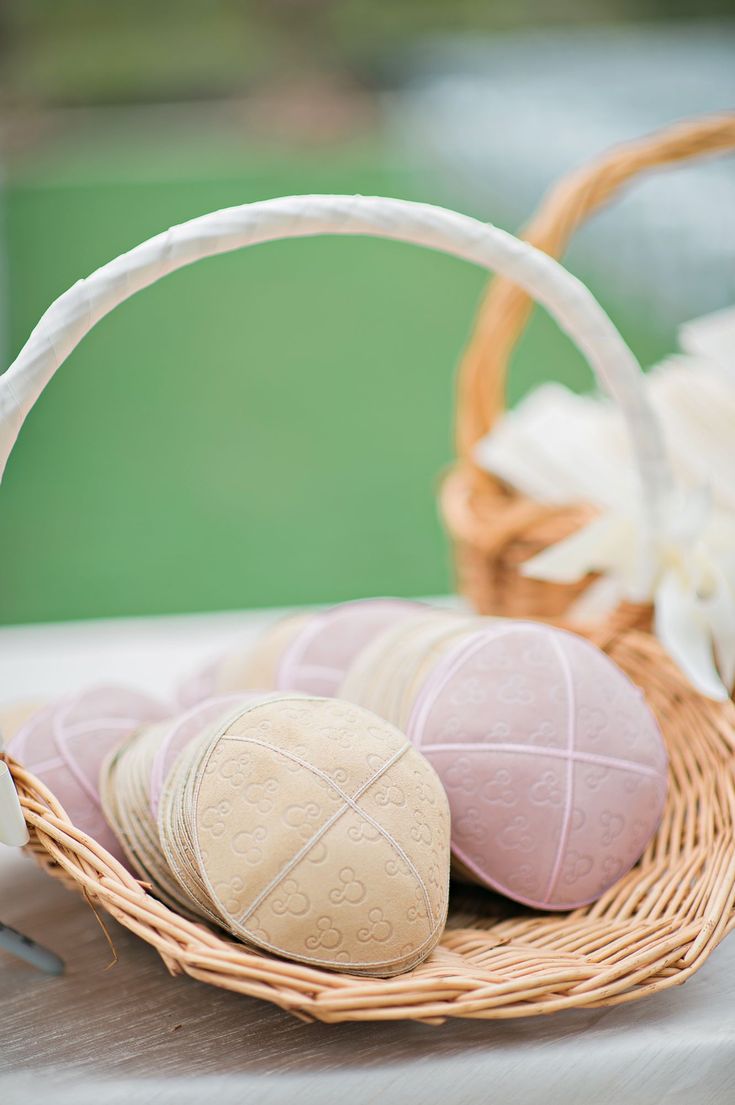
[
  {"xmin": 230, "ymin": 735, "xmax": 405, "ymax": 808},
  {"xmin": 407, "ymin": 624, "xmax": 548, "ymax": 749},
  {"xmin": 234, "ymin": 741, "xmax": 412, "ymax": 926},
  {"xmin": 542, "ymin": 634, "xmax": 577, "ymax": 905},
  {"xmin": 342, "ymin": 768, "xmax": 434, "ymax": 930},
  {"xmin": 21, "ymin": 754, "xmax": 65, "ymax": 775},
  {"xmin": 421, "ymin": 742, "xmax": 661, "ymax": 779}
]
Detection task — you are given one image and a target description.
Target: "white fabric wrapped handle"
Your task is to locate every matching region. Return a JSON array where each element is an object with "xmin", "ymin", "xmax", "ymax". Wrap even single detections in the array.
[{"xmin": 0, "ymin": 193, "xmax": 672, "ymax": 519}]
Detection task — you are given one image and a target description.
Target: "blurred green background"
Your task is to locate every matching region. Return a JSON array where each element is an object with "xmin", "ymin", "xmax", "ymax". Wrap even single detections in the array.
[{"xmin": 1, "ymin": 1, "xmax": 731, "ymax": 624}]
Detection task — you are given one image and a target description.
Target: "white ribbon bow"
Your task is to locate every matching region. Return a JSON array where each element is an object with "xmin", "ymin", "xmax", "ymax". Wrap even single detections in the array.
[
  {"xmin": 522, "ymin": 487, "xmax": 735, "ymax": 700},
  {"xmin": 475, "ymin": 306, "xmax": 735, "ymax": 701}
]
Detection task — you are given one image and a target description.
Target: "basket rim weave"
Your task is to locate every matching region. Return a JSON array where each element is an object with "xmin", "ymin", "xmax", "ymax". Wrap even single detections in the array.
[
  {"xmin": 442, "ymin": 113, "xmax": 735, "ymax": 635},
  {"xmin": 452, "ymin": 111, "xmax": 735, "ymax": 463},
  {"xmin": 8, "ymin": 627, "xmax": 735, "ymax": 1024},
  {"xmin": 4, "ymin": 161, "xmax": 735, "ymax": 1022}
]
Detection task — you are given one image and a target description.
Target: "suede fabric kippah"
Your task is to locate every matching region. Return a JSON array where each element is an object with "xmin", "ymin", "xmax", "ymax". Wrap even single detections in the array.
[
  {"xmin": 8, "ymin": 685, "xmax": 167, "ymax": 864},
  {"xmin": 103, "ymin": 693, "xmax": 450, "ymax": 975},
  {"xmin": 341, "ymin": 616, "xmax": 668, "ymax": 911},
  {"xmin": 157, "ymin": 695, "xmax": 450, "ymax": 975}
]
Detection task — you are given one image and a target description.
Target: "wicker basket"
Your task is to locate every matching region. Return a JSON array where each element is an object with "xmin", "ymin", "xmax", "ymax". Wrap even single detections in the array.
[
  {"xmin": 3, "ymin": 193, "xmax": 735, "ymax": 1022},
  {"xmin": 442, "ymin": 112, "xmax": 735, "ymax": 631}
]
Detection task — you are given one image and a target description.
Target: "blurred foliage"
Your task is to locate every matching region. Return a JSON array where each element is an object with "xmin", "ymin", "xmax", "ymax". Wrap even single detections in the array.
[{"xmin": 1, "ymin": 0, "xmax": 731, "ymax": 109}]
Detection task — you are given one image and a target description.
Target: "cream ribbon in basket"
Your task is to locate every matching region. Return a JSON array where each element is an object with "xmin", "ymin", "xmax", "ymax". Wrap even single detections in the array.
[{"xmin": 477, "ymin": 306, "xmax": 735, "ymax": 701}]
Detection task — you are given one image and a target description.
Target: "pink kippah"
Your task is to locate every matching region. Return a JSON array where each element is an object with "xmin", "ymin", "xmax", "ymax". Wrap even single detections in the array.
[
  {"xmin": 277, "ymin": 598, "xmax": 423, "ymax": 696},
  {"xmin": 8, "ymin": 685, "xmax": 167, "ymax": 864},
  {"xmin": 407, "ymin": 622, "xmax": 667, "ymax": 910},
  {"xmin": 148, "ymin": 692, "xmax": 261, "ymax": 818}
]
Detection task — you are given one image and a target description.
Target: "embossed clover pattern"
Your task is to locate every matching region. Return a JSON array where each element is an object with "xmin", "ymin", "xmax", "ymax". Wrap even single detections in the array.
[
  {"xmin": 374, "ymin": 782, "xmax": 406, "ymax": 807},
  {"xmin": 414, "ymin": 777, "xmax": 437, "ymax": 805},
  {"xmin": 507, "ymin": 863, "xmax": 537, "ymax": 893},
  {"xmin": 497, "ymin": 672, "xmax": 534, "ymax": 706},
  {"xmin": 528, "ymin": 720, "xmax": 560, "ymax": 747},
  {"xmin": 577, "ymin": 705, "xmax": 608, "ymax": 744},
  {"xmin": 410, "ymin": 809, "xmax": 433, "ymax": 845},
  {"xmin": 445, "ymin": 755, "xmax": 476, "ymax": 795},
  {"xmin": 329, "ymin": 866, "xmax": 366, "ymax": 905},
  {"xmin": 365, "ymin": 751, "xmax": 387, "ymax": 774},
  {"xmin": 450, "ymin": 676, "xmax": 487, "ymax": 707},
  {"xmin": 602, "ymin": 855, "xmax": 623, "ymax": 881},
  {"xmin": 563, "ymin": 849, "xmax": 594, "ymax": 884},
  {"xmin": 305, "ymin": 916, "xmax": 343, "ymax": 951},
  {"xmin": 214, "ymin": 874, "xmax": 246, "ymax": 915},
  {"xmin": 456, "ymin": 806, "xmax": 486, "ymax": 844},
  {"xmin": 348, "ymin": 818, "xmax": 381, "ymax": 844},
  {"xmin": 246, "ymin": 912, "xmax": 271, "ymax": 944},
  {"xmin": 497, "ymin": 815, "xmax": 534, "ymax": 853},
  {"xmin": 426, "ymin": 856, "xmax": 443, "ymax": 890},
  {"xmin": 584, "ymin": 766, "xmax": 610, "ymax": 792},
  {"xmin": 385, "ymin": 856, "xmax": 410, "ymax": 878},
  {"xmin": 220, "ymin": 750, "xmax": 256, "ymax": 788},
  {"xmin": 529, "ymin": 770, "xmax": 563, "ymax": 807},
  {"xmin": 305, "ymin": 839, "xmax": 328, "ymax": 865},
  {"xmin": 406, "ymin": 890, "xmax": 427, "ymax": 923},
  {"xmin": 357, "ymin": 907, "xmax": 393, "ymax": 944},
  {"xmin": 483, "ymin": 768, "xmax": 516, "ymax": 807},
  {"xmin": 616, "ymin": 710, "xmax": 642, "ymax": 749},
  {"xmin": 271, "ymin": 878, "xmax": 310, "ymax": 917},
  {"xmin": 571, "ymin": 806, "xmax": 586, "ymax": 831},
  {"xmin": 600, "ymin": 809, "xmax": 625, "ymax": 845},
  {"xmin": 284, "ymin": 801, "xmax": 321, "ymax": 840},
  {"xmin": 200, "ymin": 799, "xmax": 231, "ymax": 839},
  {"xmin": 280, "ymin": 743, "xmax": 311, "ymax": 774},
  {"xmin": 488, "ymin": 721, "xmax": 512, "ymax": 740},
  {"xmin": 322, "ymin": 725, "xmax": 354, "ymax": 751},
  {"xmin": 243, "ymin": 778, "xmax": 278, "ymax": 814},
  {"xmin": 232, "ymin": 825, "xmax": 267, "ymax": 865}
]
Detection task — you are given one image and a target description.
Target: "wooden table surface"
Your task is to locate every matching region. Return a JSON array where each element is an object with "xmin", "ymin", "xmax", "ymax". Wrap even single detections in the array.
[{"xmin": 1, "ymin": 610, "xmax": 734, "ymax": 1105}]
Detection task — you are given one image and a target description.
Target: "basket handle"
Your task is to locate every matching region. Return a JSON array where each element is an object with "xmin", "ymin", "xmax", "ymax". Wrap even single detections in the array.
[
  {"xmin": 455, "ymin": 113, "xmax": 735, "ymax": 463},
  {"xmin": 0, "ymin": 193, "xmax": 671, "ymax": 521}
]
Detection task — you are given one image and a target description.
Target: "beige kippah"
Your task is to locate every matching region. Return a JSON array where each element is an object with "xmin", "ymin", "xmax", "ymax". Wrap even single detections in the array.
[{"xmin": 158, "ymin": 696, "xmax": 450, "ymax": 975}]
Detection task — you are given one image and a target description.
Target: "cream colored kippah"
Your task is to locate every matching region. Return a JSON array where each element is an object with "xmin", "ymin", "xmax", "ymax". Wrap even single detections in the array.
[
  {"xmin": 101, "ymin": 716, "xmax": 216, "ymax": 917},
  {"xmin": 212, "ymin": 614, "xmax": 313, "ymax": 694},
  {"xmin": 158, "ymin": 696, "xmax": 450, "ymax": 975},
  {"xmin": 104, "ymin": 694, "xmax": 451, "ymax": 976},
  {"xmin": 339, "ymin": 618, "xmax": 668, "ymax": 912}
]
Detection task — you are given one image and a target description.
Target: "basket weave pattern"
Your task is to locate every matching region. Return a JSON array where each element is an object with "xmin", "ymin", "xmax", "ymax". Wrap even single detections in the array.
[
  {"xmin": 4, "ymin": 185, "xmax": 735, "ymax": 1020},
  {"xmin": 8, "ymin": 630, "xmax": 735, "ymax": 1023},
  {"xmin": 443, "ymin": 114, "xmax": 735, "ymax": 624}
]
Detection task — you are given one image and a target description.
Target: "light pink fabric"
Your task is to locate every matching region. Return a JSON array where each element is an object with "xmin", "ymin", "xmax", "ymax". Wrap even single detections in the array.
[
  {"xmin": 176, "ymin": 655, "xmax": 222, "ymax": 710},
  {"xmin": 8, "ymin": 685, "xmax": 167, "ymax": 864},
  {"xmin": 407, "ymin": 623, "xmax": 668, "ymax": 910},
  {"xmin": 148, "ymin": 693, "xmax": 261, "ymax": 818},
  {"xmin": 277, "ymin": 598, "xmax": 424, "ymax": 696}
]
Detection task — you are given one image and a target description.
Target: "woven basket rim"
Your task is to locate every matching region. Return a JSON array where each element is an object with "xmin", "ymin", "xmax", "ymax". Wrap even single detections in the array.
[
  {"xmin": 4, "ymin": 117, "xmax": 735, "ymax": 1025},
  {"xmin": 8, "ymin": 628, "xmax": 735, "ymax": 1024},
  {"xmin": 443, "ymin": 113, "xmax": 735, "ymax": 673},
  {"xmin": 453, "ymin": 112, "xmax": 735, "ymax": 462}
]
